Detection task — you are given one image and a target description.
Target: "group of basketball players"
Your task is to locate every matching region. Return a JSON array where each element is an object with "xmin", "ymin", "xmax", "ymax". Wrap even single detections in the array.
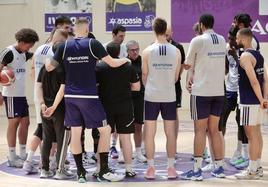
[{"xmin": 0, "ymin": 11, "xmax": 267, "ymax": 183}]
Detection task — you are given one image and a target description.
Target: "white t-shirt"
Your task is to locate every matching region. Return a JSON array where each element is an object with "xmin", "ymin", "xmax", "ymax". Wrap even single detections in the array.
[
  {"xmin": 185, "ymin": 29, "xmax": 226, "ymax": 96},
  {"xmin": 225, "ymin": 44, "xmax": 239, "ymax": 92},
  {"xmin": 103, "ymin": 42, "xmax": 127, "ymax": 58},
  {"xmin": 2, "ymin": 46, "xmax": 28, "ymax": 97},
  {"xmin": 33, "ymin": 43, "xmax": 54, "ymax": 101},
  {"xmin": 144, "ymin": 42, "xmax": 179, "ymax": 102}
]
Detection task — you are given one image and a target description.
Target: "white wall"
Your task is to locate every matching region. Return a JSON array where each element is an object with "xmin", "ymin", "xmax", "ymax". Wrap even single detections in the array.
[{"xmin": 0, "ymin": 0, "xmax": 267, "ymax": 109}]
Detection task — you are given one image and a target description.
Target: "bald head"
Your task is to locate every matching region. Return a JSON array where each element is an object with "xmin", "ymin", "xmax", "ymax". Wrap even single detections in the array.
[{"xmin": 166, "ymin": 25, "xmax": 173, "ymax": 42}]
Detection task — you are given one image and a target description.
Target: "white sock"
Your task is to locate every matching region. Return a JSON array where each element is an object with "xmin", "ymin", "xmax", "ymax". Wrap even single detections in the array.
[
  {"xmin": 141, "ymin": 142, "xmax": 145, "ymax": 149},
  {"xmin": 26, "ymin": 150, "xmax": 35, "ymax": 162},
  {"xmin": 9, "ymin": 147, "xmax": 16, "ymax": 160},
  {"xmin": 167, "ymin": 158, "xmax": 175, "ymax": 168},
  {"xmin": 147, "ymin": 159, "xmax": 154, "ymax": 167},
  {"xmin": 242, "ymin": 144, "xmax": 249, "ymax": 159},
  {"xmin": 214, "ymin": 159, "xmax": 224, "ymax": 168},
  {"xmin": 125, "ymin": 164, "xmax": 132, "ymax": 172},
  {"xmin": 136, "ymin": 147, "xmax": 142, "ymax": 154},
  {"xmin": 19, "ymin": 144, "xmax": 26, "ymax": 159},
  {"xmin": 257, "ymin": 159, "xmax": 261, "ymax": 168},
  {"xmin": 249, "ymin": 160, "xmax": 258, "ymax": 172},
  {"xmin": 193, "ymin": 157, "xmax": 203, "ymax": 172},
  {"xmin": 237, "ymin": 141, "xmax": 242, "ymax": 153}
]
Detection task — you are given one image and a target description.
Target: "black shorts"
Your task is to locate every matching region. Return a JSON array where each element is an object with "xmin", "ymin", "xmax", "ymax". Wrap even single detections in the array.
[
  {"xmin": 132, "ymin": 96, "xmax": 144, "ymax": 124},
  {"xmin": 106, "ymin": 102, "xmax": 135, "ymax": 134}
]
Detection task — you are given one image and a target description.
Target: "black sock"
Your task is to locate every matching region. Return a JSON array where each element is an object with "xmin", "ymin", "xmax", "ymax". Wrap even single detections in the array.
[
  {"xmin": 99, "ymin": 152, "xmax": 109, "ymax": 173},
  {"xmin": 73, "ymin": 153, "xmax": 85, "ymax": 175},
  {"xmin": 93, "ymin": 142, "xmax": 98, "ymax": 154}
]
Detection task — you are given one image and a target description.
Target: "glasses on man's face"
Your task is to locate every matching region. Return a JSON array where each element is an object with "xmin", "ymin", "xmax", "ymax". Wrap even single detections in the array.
[{"xmin": 129, "ymin": 48, "xmax": 139, "ymax": 52}]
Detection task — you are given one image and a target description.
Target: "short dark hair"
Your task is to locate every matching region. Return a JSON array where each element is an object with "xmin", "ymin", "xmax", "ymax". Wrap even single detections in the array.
[
  {"xmin": 199, "ymin": 14, "xmax": 214, "ymax": 29},
  {"xmin": 106, "ymin": 42, "xmax": 120, "ymax": 58},
  {"xmin": 235, "ymin": 13, "xmax": 252, "ymax": 28},
  {"xmin": 238, "ymin": 28, "xmax": 253, "ymax": 38},
  {"xmin": 15, "ymin": 28, "xmax": 39, "ymax": 43},
  {"xmin": 112, "ymin": 25, "xmax": 126, "ymax": 35},
  {"xmin": 153, "ymin": 17, "xmax": 167, "ymax": 35},
  {"xmin": 55, "ymin": 15, "xmax": 72, "ymax": 27}
]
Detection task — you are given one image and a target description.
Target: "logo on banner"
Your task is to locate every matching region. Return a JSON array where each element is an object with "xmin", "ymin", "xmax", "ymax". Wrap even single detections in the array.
[
  {"xmin": 108, "ymin": 17, "xmax": 143, "ymax": 27},
  {"xmin": 144, "ymin": 15, "xmax": 155, "ymax": 28}
]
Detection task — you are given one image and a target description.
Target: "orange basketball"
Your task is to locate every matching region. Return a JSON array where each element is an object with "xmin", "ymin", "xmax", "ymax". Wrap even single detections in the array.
[{"xmin": 0, "ymin": 67, "xmax": 15, "ymax": 86}]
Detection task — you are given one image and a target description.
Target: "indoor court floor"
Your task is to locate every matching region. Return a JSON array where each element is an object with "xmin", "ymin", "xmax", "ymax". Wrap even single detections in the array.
[{"xmin": 0, "ymin": 106, "xmax": 267, "ymax": 187}]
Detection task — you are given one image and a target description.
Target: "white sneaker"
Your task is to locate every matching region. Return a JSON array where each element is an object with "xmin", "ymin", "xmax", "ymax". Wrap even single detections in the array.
[
  {"xmin": 136, "ymin": 153, "xmax": 147, "ymax": 163},
  {"xmin": 23, "ymin": 160, "xmax": 38, "ymax": 174},
  {"xmin": 256, "ymin": 167, "xmax": 264, "ymax": 177},
  {"xmin": 7, "ymin": 156, "xmax": 23, "ymax": 168},
  {"xmin": 82, "ymin": 152, "xmax": 95, "ymax": 165},
  {"xmin": 201, "ymin": 162, "xmax": 215, "ymax": 172},
  {"xmin": 235, "ymin": 169, "xmax": 259, "ymax": 180},
  {"xmin": 98, "ymin": 171, "xmax": 125, "ymax": 182},
  {"xmin": 54, "ymin": 169, "xmax": 76, "ymax": 180},
  {"xmin": 117, "ymin": 152, "xmax": 124, "ymax": 164},
  {"xmin": 40, "ymin": 169, "xmax": 54, "ymax": 178}
]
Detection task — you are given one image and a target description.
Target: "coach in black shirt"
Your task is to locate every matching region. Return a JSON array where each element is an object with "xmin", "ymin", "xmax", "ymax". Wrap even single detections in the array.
[{"xmin": 96, "ymin": 41, "xmax": 140, "ymax": 177}]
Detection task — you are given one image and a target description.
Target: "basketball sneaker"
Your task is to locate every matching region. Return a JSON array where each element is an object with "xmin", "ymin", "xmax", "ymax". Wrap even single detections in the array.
[
  {"xmin": 54, "ymin": 169, "xmax": 76, "ymax": 180},
  {"xmin": 235, "ymin": 159, "xmax": 249, "ymax": 170},
  {"xmin": 167, "ymin": 167, "xmax": 178, "ymax": 179},
  {"xmin": 202, "ymin": 162, "xmax": 215, "ymax": 172},
  {"xmin": 136, "ymin": 153, "xmax": 147, "ymax": 163},
  {"xmin": 144, "ymin": 166, "xmax": 156, "ymax": 179},
  {"xmin": 82, "ymin": 152, "xmax": 95, "ymax": 165},
  {"xmin": 235, "ymin": 169, "xmax": 259, "ymax": 180},
  {"xmin": 125, "ymin": 169, "xmax": 136, "ymax": 178},
  {"xmin": 256, "ymin": 167, "xmax": 264, "ymax": 177},
  {"xmin": 22, "ymin": 160, "xmax": 38, "ymax": 174},
  {"xmin": 40, "ymin": 169, "xmax": 54, "ymax": 178},
  {"xmin": 180, "ymin": 169, "xmax": 203, "ymax": 181},
  {"xmin": 6, "ymin": 156, "xmax": 23, "ymax": 168},
  {"xmin": 98, "ymin": 170, "xmax": 125, "ymax": 182},
  {"xmin": 211, "ymin": 166, "xmax": 225, "ymax": 178}
]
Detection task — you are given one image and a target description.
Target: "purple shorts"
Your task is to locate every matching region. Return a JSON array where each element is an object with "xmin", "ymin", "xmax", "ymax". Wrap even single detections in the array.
[
  {"xmin": 190, "ymin": 95, "xmax": 224, "ymax": 120},
  {"xmin": 64, "ymin": 97, "xmax": 107, "ymax": 129},
  {"xmin": 144, "ymin": 101, "xmax": 177, "ymax": 120},
  {"xmin": 3, "ymin": 97, "xmax": 29, "ymax": 119}
]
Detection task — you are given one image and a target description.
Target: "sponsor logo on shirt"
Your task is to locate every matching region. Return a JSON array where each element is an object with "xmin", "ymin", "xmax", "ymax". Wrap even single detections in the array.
[
  {"xmin": 16, "ymin": 69, "xmax": 26, "ymax": 73},
  {"xmin": 152, "ymin": 63, "xmax": 173, "ymax": 70},
  {"xmin": 207, "ymin": 52, "xmax": 225, "ymax": 58},
  {"xmin": 67, "ymin": 56, "xmax": 89, "ymax": 63}
]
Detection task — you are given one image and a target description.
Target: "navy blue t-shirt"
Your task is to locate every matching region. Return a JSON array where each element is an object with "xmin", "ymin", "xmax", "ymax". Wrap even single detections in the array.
[
  {"xmin": 238, "ymin": 49, "xmax": 264, "ymax": 104},
  {"xmin": 53, "ymin": 38, "xmax": 108, "ymax": 97}
]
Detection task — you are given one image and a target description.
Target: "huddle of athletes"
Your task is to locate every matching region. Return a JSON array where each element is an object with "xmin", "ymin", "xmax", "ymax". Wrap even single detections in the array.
[{"xmin": 0, "ymin": 12, "xmax": 267, "ymax": 183}]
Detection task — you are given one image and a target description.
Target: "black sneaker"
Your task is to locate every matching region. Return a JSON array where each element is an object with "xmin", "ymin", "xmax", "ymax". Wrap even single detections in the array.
[{"xmin": 126, "ymin": 170, "xmax": 136, "ymax": 178}]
